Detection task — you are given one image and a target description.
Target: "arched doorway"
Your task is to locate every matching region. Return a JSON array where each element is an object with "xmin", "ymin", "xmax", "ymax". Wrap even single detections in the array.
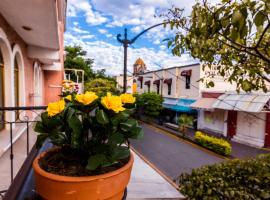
[
  {"xmin": 34, "ymin": 62, "xmax": 42, "ymax": 106},
  {"xmin": 0, "ymin": 48, "xmax": 4, "ymax": 130},
  {"xmin": 14, "ymin": 56, "xmax": 19, "ymax": 119}
]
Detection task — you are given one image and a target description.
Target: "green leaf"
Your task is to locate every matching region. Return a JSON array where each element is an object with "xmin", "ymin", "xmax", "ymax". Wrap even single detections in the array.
[
  {"xmin": 128, "ymin": 126, "xmax": 144, "ymax": 139},
  {"xmin": 34, "ymin": 121, "xmax": 48, "ymax": 133},
  {"xmin": 207, "ymin": 81, "xmax": 215, "ymax": 88},
  {"xmin": 68, "ymin": 112, "xmax": 82, "ymax": 148},
  {"xmin": 86, "ymin": 154, "xmax": 107, "ymax": 171},
  {"xmin": 108, "ymin": 133, "xmax": 124, "ymax": 146},
  {"xmin": 111, "ymin": 146, "xmax": 130, "ymax": 160},
  {"xmin": 49, "ymin": 132, "xmax": 66, "ymax": 146},
  {"xmin": 111, "ymin": 112, "xmax": 129, "ymax": 126},
  {"xmin": 41, "ymin": 112, "xmax": 61, "ymax": 129},
  {"xmin": 254, "ymin": 11, "xmax": 266, "ymax": 28},
  {"xmin": 96, "ymin": 109, "xmax": 109, "ymax": 124},
  {"xmin": 120, "ymin": 119, "xmax": 137, "ymax": 132}
]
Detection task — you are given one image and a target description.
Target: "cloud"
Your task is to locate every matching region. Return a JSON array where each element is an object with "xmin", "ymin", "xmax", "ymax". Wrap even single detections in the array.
[
  {"xmin": 68, "ymin": 0, "xmax": 107, "ymax": 25},
  {"xmin": 65, "ymin": 32, "xmax": 197, "ymax": 76},
  {"xmin": 81, "ymin": 35, "xmax": 95, "ymax": 39},
  {"xmin": 73, "ymin": 27, "xmax": 89, "ymax": 34},
  {"xmin": 98, "ymin": 29, "xmax": 108, "ymax": 34},
  {"xmin": 106, "ymin": 34, "xmax": 113, "ymax": 38}
]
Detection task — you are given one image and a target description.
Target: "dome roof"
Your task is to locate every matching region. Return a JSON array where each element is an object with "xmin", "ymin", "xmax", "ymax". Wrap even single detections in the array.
[{"xmin": 134, "ymin": 58, "xmax": 145, "ymax": 65}]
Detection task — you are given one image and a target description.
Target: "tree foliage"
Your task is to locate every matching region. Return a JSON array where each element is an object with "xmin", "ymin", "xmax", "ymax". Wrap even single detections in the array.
[
  {"xmin": 178, "ymin": 114, "xmax": 193, "ymax": 137},
  {"xmin": 136, "ymin": 92, "xmax": 163, "ymax": 117},
  {"xmin": 164, "ymin": 0, "xmax": 270, "ymax": 92},
  {"xmin": 84, "ymin": 78, "xmax": 118, "ymax": 96},
  {"xmin": 64, "ymin": 45, "xmax": 95, "ymax": 81}
]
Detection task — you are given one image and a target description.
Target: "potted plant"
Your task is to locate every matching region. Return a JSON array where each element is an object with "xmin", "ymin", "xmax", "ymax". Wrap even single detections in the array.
[{"xmin": 33, "ymin": 92, "xmax": 143, "ymax": 200}]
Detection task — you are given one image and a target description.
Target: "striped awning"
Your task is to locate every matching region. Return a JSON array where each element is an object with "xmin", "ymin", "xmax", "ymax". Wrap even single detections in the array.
[
  {"xmin": 212, "ymin": 92, "xmax": 270, "ymax": 113},
  {"xmin": 163, "ymin": 98, "xmax": 196, "ymax": 113},
  {"xmin": 190, "ymin": 98, "xmax": 216, "ymax": 110}
]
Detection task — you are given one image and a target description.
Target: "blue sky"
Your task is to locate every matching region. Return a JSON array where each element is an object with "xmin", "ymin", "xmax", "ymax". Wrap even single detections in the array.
[{"xmin": 65, "ymin": 0, "xmax": 211, "ymax": 76}]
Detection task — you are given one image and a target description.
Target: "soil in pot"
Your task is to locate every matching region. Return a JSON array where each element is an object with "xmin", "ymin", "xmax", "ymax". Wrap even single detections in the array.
[{"xmin": 38, "ymin": 147, "xmax": 130, "ymax": 177}]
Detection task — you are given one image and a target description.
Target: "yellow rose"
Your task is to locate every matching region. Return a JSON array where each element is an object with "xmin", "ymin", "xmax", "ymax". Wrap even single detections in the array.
[
  {"xmin": 120, "ymin": 93, "xmax": 136, "ymax": 104},
  {"xmin": 47, "ymin": 99, "xmax": 65, "ymax": 117},
  {"xmin": 65, "ymin": 95, "xmax": 72, "ymax": 101},
  {"xmin": 101, "ymin": 93, "xmax": 125, "ymax": 113},
  {"xmin": 76, "ymin": 91, "xmax": 98, "ymax": 105}
]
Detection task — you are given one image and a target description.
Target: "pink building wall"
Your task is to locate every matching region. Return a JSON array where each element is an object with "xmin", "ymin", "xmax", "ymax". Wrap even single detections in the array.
[
  {"xmin": 0, "ymin": 13, "xmax": 35, "ymax": 106},
  {"xmin": 0, "ymin": 9, "xmax": 65, "ymax": 106}
]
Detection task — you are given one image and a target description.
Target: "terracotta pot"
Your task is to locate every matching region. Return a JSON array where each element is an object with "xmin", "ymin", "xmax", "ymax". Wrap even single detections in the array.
[{"xmin": 33, "ymin": 149, "xmax": 134, "ymax": 200}]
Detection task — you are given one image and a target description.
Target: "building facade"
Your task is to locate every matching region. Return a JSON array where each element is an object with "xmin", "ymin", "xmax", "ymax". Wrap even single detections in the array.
[
  {"xmin": 0, "ymin": 0, "xmax": 66, "ymax": 158},
  {"xmin": 133, "ymin": 58, "xmax": 270, "ymax": 148},
  {"xmin": 0, "ymin": 0, "xmax": 66, "ymax": 125}
]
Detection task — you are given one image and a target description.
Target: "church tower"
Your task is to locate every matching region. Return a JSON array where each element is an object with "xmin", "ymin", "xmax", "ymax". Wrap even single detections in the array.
[{"xmin": 133, "ymin": 58, "xmax": 146, "ymax": 75}]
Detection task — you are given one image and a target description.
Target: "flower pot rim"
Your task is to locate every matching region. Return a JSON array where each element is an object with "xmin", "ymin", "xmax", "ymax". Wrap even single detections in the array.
[{"xmin": 33, "ymin": 148, "xmax": 134, "ymax": 182}]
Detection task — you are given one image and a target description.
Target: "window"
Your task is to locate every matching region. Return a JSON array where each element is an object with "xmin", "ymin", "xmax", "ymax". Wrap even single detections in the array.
[
  {"xmin": 140, "ymin": 80, "xmax": 143, "ymax": 89},
  {"xmin": 0, "ymin": 49, "xmax": 4, "ymax": 130},
  {"xmin": 185, "ymin": 76, "xmax": 190, "ymax": 89},
  {"xmin": 157, "ymin": 84, "xmax": 160, "ymax": 94},
  {"xmin": 14, "ymin": 57, "xmax": 19, "ymax": 119},
  {"xmin": 148, "ymin": 84, "xmax": 150, "ymax": 93},
  {"xmin": 168, "ymin": 83, "xmax": 171, "ymax": 95}
]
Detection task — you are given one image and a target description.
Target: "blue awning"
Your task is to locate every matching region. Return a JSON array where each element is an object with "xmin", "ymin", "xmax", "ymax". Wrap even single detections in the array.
[{"xmin": 163, "ymin": 98, "xmax": 197, "ymax": 113}]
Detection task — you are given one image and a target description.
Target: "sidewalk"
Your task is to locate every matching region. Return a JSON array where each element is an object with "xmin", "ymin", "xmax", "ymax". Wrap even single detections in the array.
[
  {"xmin": 147, "ymin": 120, "xmax": 270, "ymax": 159},
  {"xmin": 127, "ymin": 152, "xmax": 184, "ymax": 199}
]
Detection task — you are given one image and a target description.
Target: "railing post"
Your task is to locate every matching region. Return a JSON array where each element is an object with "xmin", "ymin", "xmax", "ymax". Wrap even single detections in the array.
[
  {"xmin": 26, "ymin": 122, "xmax": 29, "ymax": 155},
  {"xmin": 9, "ymin": 123, "xmax": 14, "ymax": 182}
]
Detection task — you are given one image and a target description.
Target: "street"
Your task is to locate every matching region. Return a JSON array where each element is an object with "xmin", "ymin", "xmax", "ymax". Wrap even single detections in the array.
[{"xmin": 131, "ymin": 123, "xmax": 224, "ymax": 181}]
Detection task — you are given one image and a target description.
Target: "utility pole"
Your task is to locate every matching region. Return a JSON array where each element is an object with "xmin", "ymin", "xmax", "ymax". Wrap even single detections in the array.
[{"xmin": 117, "ymin": 22, "xmax": 165, "ymax": 93}]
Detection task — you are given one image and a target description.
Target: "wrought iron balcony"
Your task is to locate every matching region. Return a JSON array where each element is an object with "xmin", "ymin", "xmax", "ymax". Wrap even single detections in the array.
[{"xmin": 0, "ymin": 106, "xmax": 46, "ymax": 200}]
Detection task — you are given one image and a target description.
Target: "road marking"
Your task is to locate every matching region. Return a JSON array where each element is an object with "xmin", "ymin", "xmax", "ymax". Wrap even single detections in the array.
[
  {"xmin": 130, "ymin": 146, "xmax": 180, "ymax": 190},
  {"xmin": 141, "ymin": 121, "xmax": 229, "ymax": 160}
]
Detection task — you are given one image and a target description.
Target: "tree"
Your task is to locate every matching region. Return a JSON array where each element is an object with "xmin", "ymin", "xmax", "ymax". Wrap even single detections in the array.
[
  {"xmin": 164, "ymin": 0, "xmax": 270, "ymax": 92},
  {"xmin": 136, "ymin": 92, "xmax": 163, "ymax": 118},
  {"xmin": 64, "ymin": 45, "xmax": 94, "ymax": 81},
  {"xmin": 178, "ymin": 114, "xmax": 193, "ymax": 137},
  {"xmin": 84, "ymin": 78, "xmax": 117, "ymax": 96},
  {"xmin": 94, "ymin": 69, "xmax": 117, "ymax": 83}
]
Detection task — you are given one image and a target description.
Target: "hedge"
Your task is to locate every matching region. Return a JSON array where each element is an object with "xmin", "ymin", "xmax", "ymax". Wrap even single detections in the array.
[
  {"xmin": 179, "ymin": 154, "xmax": 270, "ymax": 199},
  {"xmin": 195, "ymin": 131, "xmax": 232, "ymax": 156}
]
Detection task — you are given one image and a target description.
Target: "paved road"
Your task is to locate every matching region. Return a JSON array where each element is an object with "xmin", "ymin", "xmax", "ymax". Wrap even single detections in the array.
[{"xmin": 131, "ymin": 123, "xmax": 224, "ymax": 181}]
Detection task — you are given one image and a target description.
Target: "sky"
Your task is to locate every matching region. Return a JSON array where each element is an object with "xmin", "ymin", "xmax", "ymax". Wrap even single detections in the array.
[{"xmin": 65, "ymin": 0, "xmax": 213, "ymax": 76}]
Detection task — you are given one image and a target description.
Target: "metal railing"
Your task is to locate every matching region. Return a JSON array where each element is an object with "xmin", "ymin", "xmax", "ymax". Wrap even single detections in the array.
[{"xmin": 0, "ymin": 106, "xmax": 46, "ymax": 199}]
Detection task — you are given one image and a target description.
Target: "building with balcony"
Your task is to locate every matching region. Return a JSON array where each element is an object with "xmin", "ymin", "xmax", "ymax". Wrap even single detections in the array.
[{"xmin": 0, "ymin": 0, "xmax": 66, "ymax": 195}]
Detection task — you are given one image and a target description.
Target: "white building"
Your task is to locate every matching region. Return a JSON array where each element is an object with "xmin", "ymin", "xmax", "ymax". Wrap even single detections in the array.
[{"xmin": 133, "ymin": 58, "xmax": 270, "ymax": 148}]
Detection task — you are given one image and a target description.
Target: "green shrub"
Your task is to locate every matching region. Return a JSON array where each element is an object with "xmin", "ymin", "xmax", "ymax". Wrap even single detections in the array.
[
  {"xmin": 195, "ymin": 131, "xmax": 232, "ymax": 156},
  {"xmin": 178, "ymin": 114, "xmax": 193, "ymax": 137},
  {"xmin": 84, "ymin": 78, "xmax": 117, "ymax": 96},
  {"xmin": 136, "ymin": 92, "xmax": 163, "ymax": 118},
  {"xmin": 179, "ymin": 154, "xmax": 270, "ymax": 200}
]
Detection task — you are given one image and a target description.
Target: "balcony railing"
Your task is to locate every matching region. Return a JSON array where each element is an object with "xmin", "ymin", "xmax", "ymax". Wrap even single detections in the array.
[{"xmin": 0, "ymin": 106, "xmax": 46, "ymax": 200}]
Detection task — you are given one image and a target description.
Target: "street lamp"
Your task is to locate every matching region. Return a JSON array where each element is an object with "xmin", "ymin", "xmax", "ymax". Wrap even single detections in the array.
[{"xmin": 117, "ymin": 22, "xmax": 165, "ymax": 93}]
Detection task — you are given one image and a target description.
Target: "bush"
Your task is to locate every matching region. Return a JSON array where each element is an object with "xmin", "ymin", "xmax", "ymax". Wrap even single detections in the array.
[
  {"xmin": 195, "ymin": 131, "xmax": 231, "ymax": 156},
  {"xmin": 136, "ymin": 92, "xmax": 163, "ymax": 118},
  {"xmin": 178, "ymin": 114, "xmax": 193, "ymax": 137},
  {"xmin": 179, "ymin": 154, "xmax": 270, "ymax": 199},
  {"xmin": 84, "ymin": 78, "xmax": 117, "ymax": 96}
]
